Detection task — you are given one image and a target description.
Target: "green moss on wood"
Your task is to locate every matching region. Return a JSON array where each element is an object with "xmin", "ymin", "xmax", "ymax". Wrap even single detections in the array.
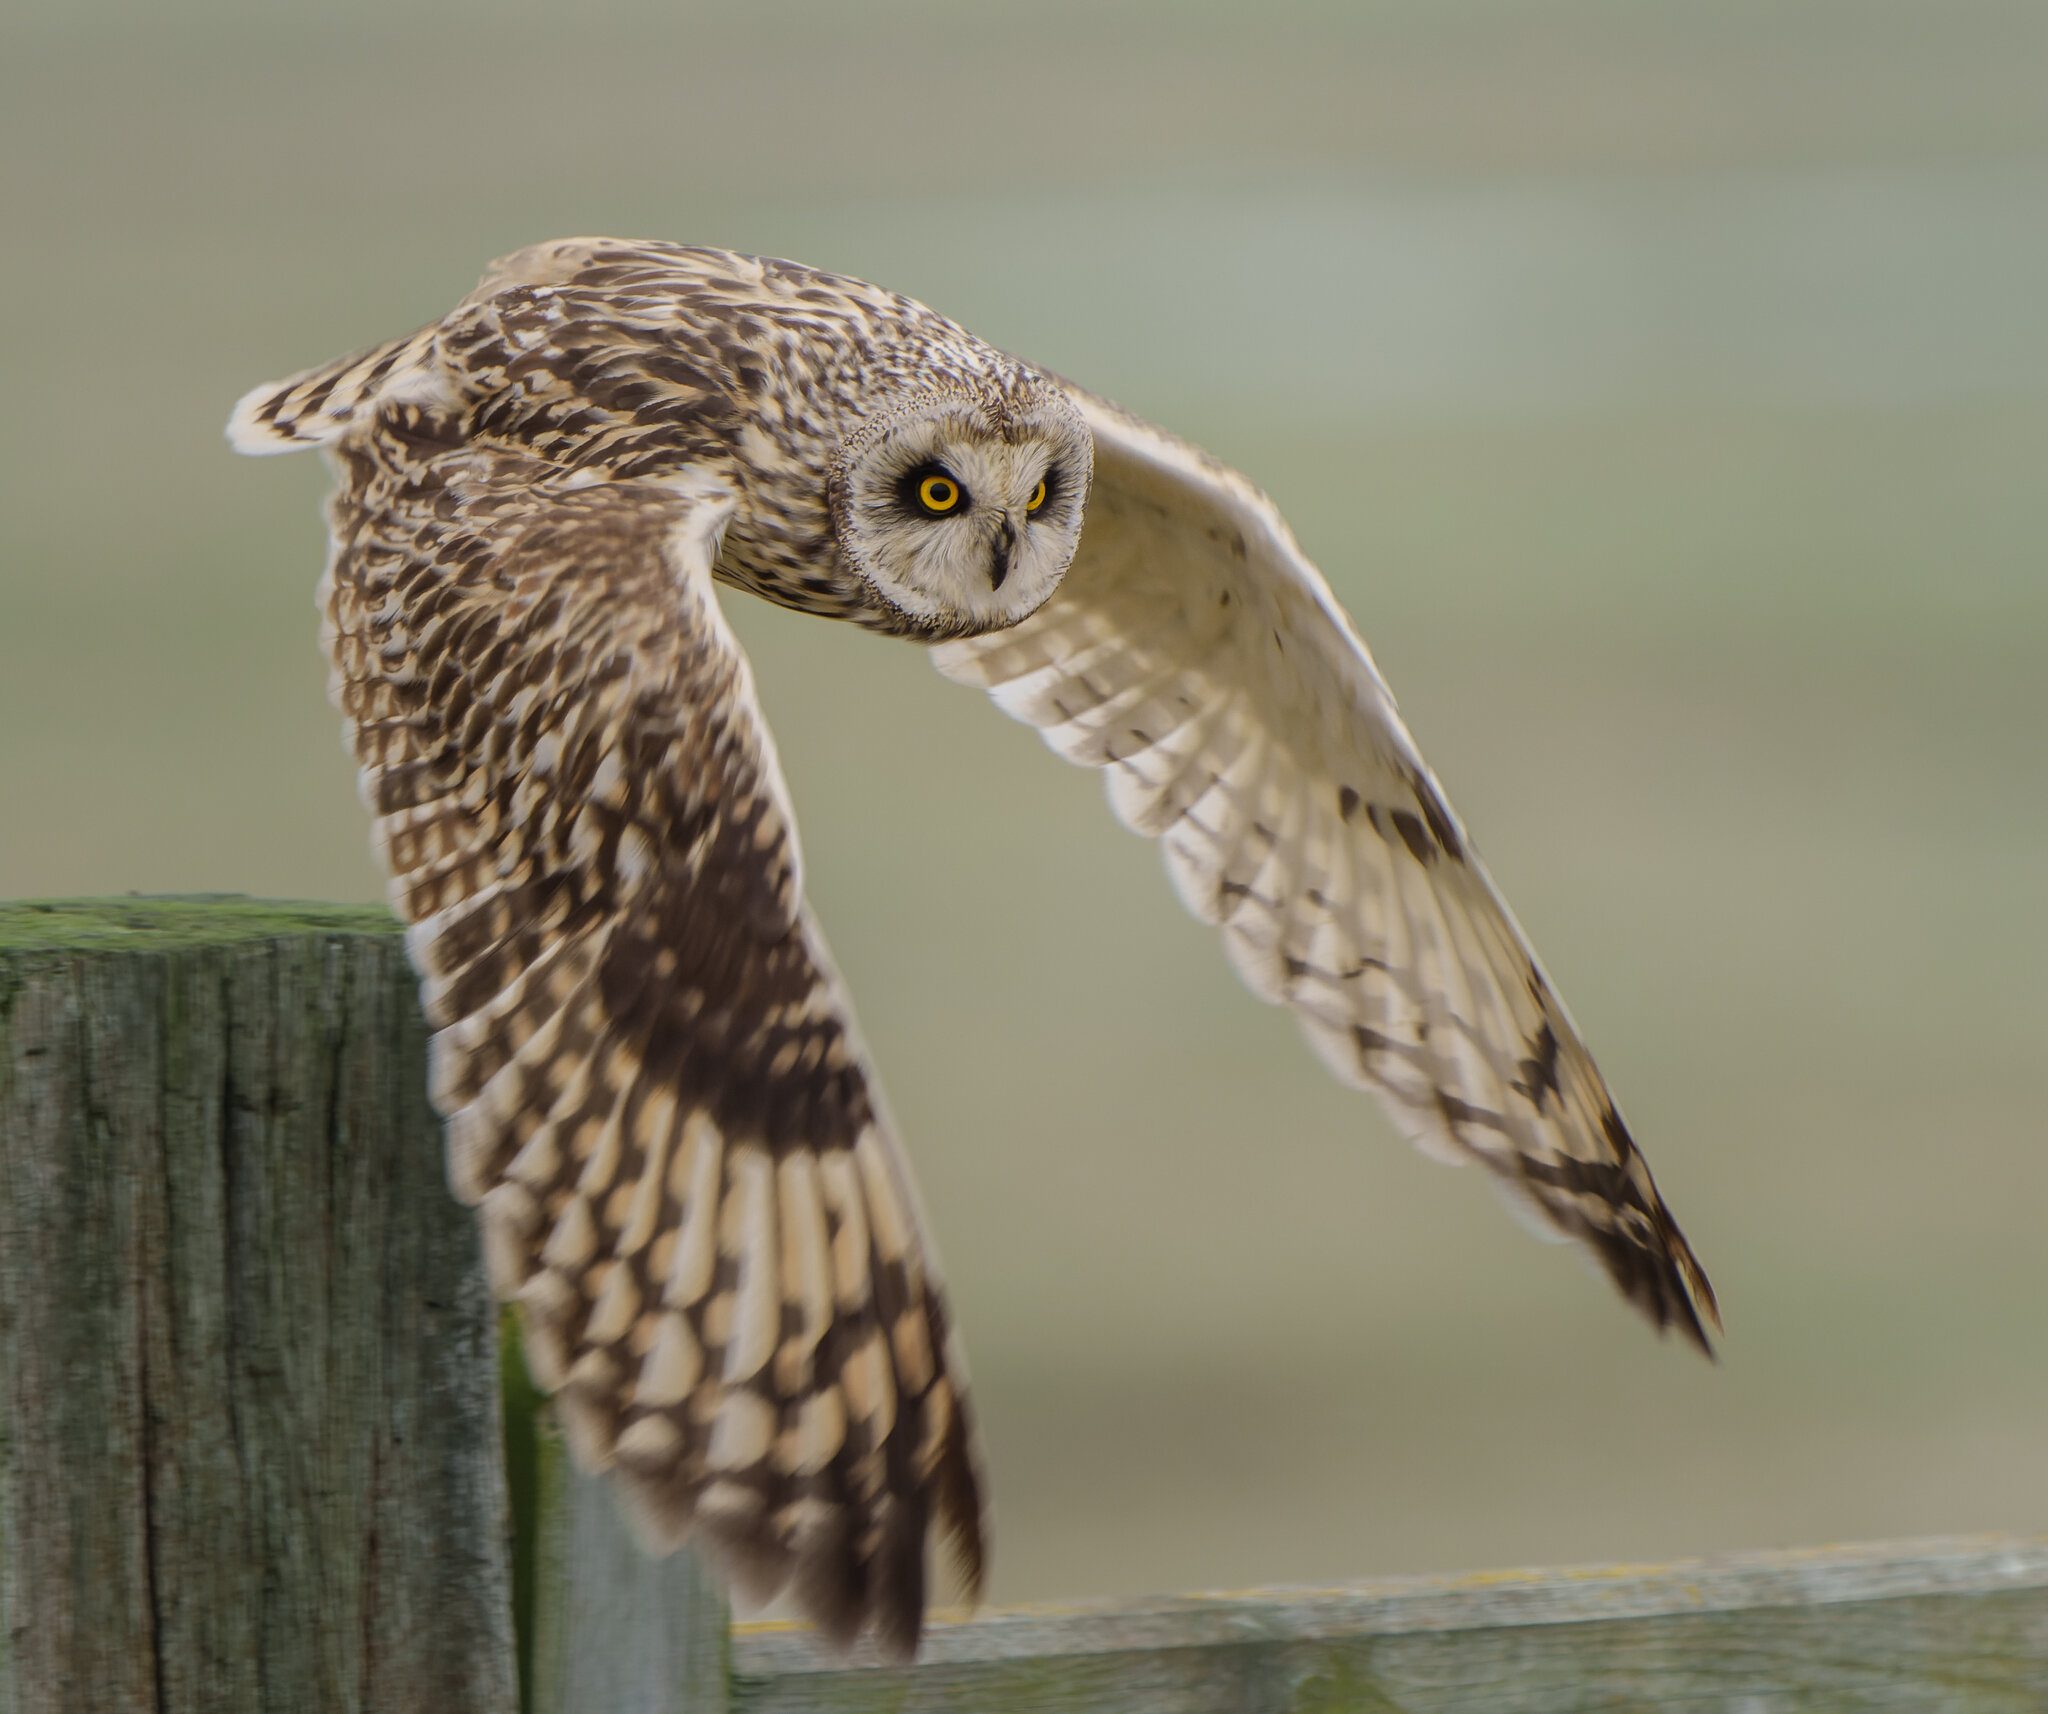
[
  {"xmin": 0, "ymin": 896, "xmax": 400, "ymax": 953},
  {"xmin": 502, "ymin": 1311, "xmax": 547, "ymax": 1714}
]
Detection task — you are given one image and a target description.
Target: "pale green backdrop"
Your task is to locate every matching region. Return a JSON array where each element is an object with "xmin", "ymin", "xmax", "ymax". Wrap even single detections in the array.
[{"xmin": 4, "ymin": 0, "xmax": 2044, "ymax": 1607}]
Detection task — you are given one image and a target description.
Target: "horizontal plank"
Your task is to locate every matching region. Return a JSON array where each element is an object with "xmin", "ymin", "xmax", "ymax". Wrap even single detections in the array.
[{"xmin": 730, "ymin": 1536, "xmax": 2048, "ymax": 1713}]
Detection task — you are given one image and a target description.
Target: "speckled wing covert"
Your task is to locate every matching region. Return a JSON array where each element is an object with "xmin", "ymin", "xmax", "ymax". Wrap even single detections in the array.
[
  {"xmin": 934, "ymin": 392, "xmax": 1719, "ymax": 1351},
  {"xmin": 235, "ymin": 353, "xmax": 983, "ymax": 1656}
]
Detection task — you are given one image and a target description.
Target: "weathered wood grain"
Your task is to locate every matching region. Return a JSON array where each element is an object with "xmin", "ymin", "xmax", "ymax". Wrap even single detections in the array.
[
  {"xmin": 729, "ymin": 1537, "xmax": 2048, "ymax": 1714},
  {"xmin": 0, "ymin": 899, "xmax": 516, "ymax": 1714}
]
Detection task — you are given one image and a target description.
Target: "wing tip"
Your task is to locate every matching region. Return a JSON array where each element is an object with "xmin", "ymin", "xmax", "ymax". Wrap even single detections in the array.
[
  {"xmin": 1633, "ymin": 1222, "xmax": 1722, "ymax": 1361},
  {"xmin": 1672, "ymin": 1244, "xmax": 1724, "ymax": 1361},
  {"xmin": 227, "ymin": 326, "xmax": 440, "ymax": 457},
  {"xmin": 934, "ymin": 1404, "xmax": 991, "ymax": 1609},
  {"xmin": 226, "ymin": 378, "xmax": 313, "ymax": 455}
]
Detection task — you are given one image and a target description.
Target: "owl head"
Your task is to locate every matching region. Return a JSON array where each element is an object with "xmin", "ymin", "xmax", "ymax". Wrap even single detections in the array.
[{"xmin": 828, "ymin": 384, "xmax": 1093, "ymax": 637}]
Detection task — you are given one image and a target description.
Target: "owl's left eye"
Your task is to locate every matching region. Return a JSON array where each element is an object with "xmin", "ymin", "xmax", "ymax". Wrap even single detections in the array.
[{"xmin": 1026, "ymin": 478, "xmax": 1048, "ymax": 513}]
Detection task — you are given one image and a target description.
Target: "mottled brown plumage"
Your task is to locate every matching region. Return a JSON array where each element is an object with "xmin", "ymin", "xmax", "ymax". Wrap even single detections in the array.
[{"xmin": 231, "ymin": 237, "xmax": 1716, "ymax": 1658}]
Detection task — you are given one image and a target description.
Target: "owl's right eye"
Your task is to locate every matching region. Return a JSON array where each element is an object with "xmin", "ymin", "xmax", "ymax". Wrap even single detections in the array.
[{"xmin": 907, "ymin": 468, "xmax": 965, "ymax": 516}]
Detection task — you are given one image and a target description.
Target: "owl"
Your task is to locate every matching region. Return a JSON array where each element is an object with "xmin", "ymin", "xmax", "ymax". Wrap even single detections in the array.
[{"xmin": 229, "ymin": 238, "xmax": 1717, "ymax": 1658}]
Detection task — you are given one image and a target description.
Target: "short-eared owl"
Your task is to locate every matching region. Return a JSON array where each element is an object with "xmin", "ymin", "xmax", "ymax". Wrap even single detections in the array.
[{"xmin": 230, "ymin": 239, "xmax": 1717, "ymax": 1656}]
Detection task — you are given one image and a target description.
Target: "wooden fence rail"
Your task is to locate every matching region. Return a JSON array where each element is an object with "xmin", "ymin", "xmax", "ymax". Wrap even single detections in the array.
[
  {"xmin": 3, "ymin": 900, "xmax": 2044, "ymax": 1713},
  {"xmin": 726, "ymin": 1537, "xmax": 2048, "ymax": 1713}
]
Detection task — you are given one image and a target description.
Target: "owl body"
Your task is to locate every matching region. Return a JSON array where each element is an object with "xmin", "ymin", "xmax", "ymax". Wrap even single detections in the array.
[{"xmin": 231, "ymin": 238, "xmax": 1716, "ymax": 1659}]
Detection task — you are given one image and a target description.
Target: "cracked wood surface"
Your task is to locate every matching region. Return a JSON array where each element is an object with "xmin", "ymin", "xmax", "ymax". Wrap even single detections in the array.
[{"xmin": 0, "ymin": 900, "xmax": 516, "ymax": 1714}]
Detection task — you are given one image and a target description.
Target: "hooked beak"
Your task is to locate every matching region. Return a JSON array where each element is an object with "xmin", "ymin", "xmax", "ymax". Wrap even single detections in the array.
[{"xmin": 988, "ymin": 514, "xmax": 1021, "ymax": 592}]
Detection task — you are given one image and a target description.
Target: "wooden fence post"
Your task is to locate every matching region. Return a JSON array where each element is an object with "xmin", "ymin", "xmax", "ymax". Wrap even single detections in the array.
[
  {"xmin": 527, "ymin": 1463, "xmax": 729, "ymax": 1714},
  {"xmin": 0, "ymin": 899, "xmax": 518, "ymax": 1714}
]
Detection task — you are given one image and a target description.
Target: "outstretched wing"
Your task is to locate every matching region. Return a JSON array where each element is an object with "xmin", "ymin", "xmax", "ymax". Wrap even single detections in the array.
[
  {"xmin": 270, "ymin": 392, "xmax": 983, "ymax": 1654},
  {"xmin": 935, "ymin": 390, "xmax": 1718, "ymax": 1351}
]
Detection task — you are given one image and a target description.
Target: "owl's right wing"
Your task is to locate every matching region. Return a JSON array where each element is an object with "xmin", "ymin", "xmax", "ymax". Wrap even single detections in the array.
[
  {"xmin": 936, "ymin": 388, "xmax": 1718, "ymax": 1352},
  {"xmin": 312, "ymin": 427, "xmax": 984, "ymax": 1657}
]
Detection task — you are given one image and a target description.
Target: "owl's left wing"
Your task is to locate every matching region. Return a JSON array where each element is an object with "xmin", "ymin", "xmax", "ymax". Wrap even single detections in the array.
[
  {"xmin": 933, "ymin": 389, "xmax": 1718, "ymax": 1352},
  {"xmin": 299, "ymin": 420, "xmax": 985, "ymax": 1655}
]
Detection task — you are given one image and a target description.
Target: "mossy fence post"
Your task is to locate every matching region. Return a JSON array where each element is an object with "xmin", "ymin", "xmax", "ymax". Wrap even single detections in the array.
[
  {"xmin": 0, "ymin": 899, "xmax": 518, "ymax": 1712},
  {"xmin": 0, "ymin": 900, "xmax": 722, "ymax": 1714}
]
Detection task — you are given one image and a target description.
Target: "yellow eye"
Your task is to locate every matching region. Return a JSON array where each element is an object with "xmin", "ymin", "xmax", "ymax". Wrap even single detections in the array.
[
  {"xmin": 918, "ymin": 474, "xmax": 961, "ymax": 514},
  {"xmin": 1027, "ymin": 479, "xmax": 1048, "ymax": 513}
]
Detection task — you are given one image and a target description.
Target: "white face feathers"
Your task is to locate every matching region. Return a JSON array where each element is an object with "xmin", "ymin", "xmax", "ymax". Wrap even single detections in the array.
[{"xmin": 830, "ymin": 389, "xmax": 1093, "ymax": 636}]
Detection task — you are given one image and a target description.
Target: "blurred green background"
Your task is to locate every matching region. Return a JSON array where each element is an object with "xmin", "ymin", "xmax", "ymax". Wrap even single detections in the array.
[{"xmin": 5, "ymin": 0, "xmax": 2045, "ymax": 1608}]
